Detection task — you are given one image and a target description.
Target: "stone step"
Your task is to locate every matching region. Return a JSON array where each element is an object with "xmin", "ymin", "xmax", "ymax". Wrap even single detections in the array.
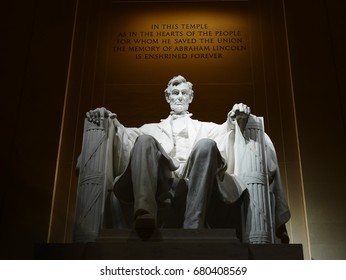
[
  {"xmin": 34, "ymin": 229, "xmax": 304, "ymax": 260},
  {"xmin": 97, "ymin": 228, "xmax": 240, "ymax": 242}
]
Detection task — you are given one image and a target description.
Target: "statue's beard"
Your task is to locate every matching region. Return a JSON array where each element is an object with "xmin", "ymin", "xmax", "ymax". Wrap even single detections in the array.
[{"xmin": 170, "ymin": 103, "xmax": 189, "ymax": 114}]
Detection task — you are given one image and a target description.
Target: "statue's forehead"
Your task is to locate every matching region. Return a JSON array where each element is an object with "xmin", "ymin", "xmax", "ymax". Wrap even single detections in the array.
[{"xmin": 171, "ymin": 83, "xmax": 190, "ymax": 90}]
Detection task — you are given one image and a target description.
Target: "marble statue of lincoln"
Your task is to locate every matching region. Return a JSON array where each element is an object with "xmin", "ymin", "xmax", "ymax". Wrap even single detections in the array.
[{"xmin": 85, "ymin": 75, "xmax": 290, "ymax": 241}]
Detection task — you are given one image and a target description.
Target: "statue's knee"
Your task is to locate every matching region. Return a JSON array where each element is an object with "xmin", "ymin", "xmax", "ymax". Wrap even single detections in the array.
[
  {"xmin": 193, "ymin": 139, "xmax": 218, "ymax": 155},
  {"xmin": 134, "ymin": 135, "xmax": 156, "ymax": 149}
]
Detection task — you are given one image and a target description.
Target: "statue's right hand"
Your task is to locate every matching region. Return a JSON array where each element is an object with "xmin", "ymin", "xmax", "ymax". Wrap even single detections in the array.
[{"xmin": 86, "ymin": 107, "xmax": 117, "ymax": 124}]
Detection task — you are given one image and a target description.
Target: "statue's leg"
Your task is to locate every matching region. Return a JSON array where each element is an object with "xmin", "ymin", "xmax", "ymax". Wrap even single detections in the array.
[
  {"xmin": 130, "ymin": 135, "xmax": 170, "ymax": 230},
  {"xmin": 183, "ymin": 139, "xmax": 223, "ymax": 229}
]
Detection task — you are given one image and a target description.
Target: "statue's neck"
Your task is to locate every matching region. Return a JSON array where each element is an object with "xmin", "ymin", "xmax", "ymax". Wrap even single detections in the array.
[{"xmin": 170, "ymin": 111, "xmax": 192, "ymax": 119}]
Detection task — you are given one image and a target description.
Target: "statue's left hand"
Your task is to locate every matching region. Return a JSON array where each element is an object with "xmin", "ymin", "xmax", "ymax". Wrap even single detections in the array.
[
  {"xmin": 86, "ymin": 107, "xmax": 117, "ymax": 125},
  {"xmin": 229, "ymin": 103, "xmax": 251, "ymax": 120},
  {"xmin": 228, "ymin": 103, "xmax": 251, "ymax": 132}
]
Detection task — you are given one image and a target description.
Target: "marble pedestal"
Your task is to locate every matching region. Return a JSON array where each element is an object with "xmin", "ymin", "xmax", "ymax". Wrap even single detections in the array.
[{"xmin": 35, "ymin": 229, "xmax": 303, "ymax": 260}]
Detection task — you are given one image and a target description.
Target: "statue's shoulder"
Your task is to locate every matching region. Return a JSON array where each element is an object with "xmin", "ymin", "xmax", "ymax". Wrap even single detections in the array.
[{"xmin": 139, "ymin": 119, "xmax": 166, "ymax": 134}]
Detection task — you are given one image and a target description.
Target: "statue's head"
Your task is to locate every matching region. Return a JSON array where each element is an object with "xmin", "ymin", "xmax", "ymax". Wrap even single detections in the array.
[{"xmin": 164, "ymin": 75, "xmax": 194, "ymax": 114}]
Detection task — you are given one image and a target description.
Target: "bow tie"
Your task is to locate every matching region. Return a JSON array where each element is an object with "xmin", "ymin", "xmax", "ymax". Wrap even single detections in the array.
[{"xmin": 170, "ymin": 111, "xmax": 192, "ymax": 120}]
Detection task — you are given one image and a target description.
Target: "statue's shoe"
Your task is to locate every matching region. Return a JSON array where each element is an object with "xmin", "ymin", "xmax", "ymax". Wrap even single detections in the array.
[{"xmin": 134, "ymin": 213, "xmax": 156, "ymax": 240}]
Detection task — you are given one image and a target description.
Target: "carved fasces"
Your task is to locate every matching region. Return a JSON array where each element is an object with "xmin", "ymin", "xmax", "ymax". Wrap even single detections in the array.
[
  {"xmin": 73, "ymin": 110, "xmax": 112, "ymax": 242},
  {"xmin": 241, "ymin": 116, "xmax": 274, "ymax": 244}
]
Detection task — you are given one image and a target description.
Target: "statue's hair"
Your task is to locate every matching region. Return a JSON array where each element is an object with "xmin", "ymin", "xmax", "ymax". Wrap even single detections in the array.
[{"xmin": 164, "ymin": 75, "xmax": 194, "ymax": 97}]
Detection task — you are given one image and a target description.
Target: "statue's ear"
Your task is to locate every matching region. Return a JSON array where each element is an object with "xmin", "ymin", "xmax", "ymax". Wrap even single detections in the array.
[
  {"xmin": 189, "ymin": 92, "xmax": 194, "ymax": 103},
  {"xmin": 165, "ymin": 92, "xmax": 170, "ymax": 103}
]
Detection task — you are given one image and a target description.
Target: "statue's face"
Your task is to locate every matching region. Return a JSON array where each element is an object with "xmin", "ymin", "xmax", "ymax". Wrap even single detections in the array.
[{"xmin": 166, "ymin": 83, "xmax": 193, "ymax": 114}]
